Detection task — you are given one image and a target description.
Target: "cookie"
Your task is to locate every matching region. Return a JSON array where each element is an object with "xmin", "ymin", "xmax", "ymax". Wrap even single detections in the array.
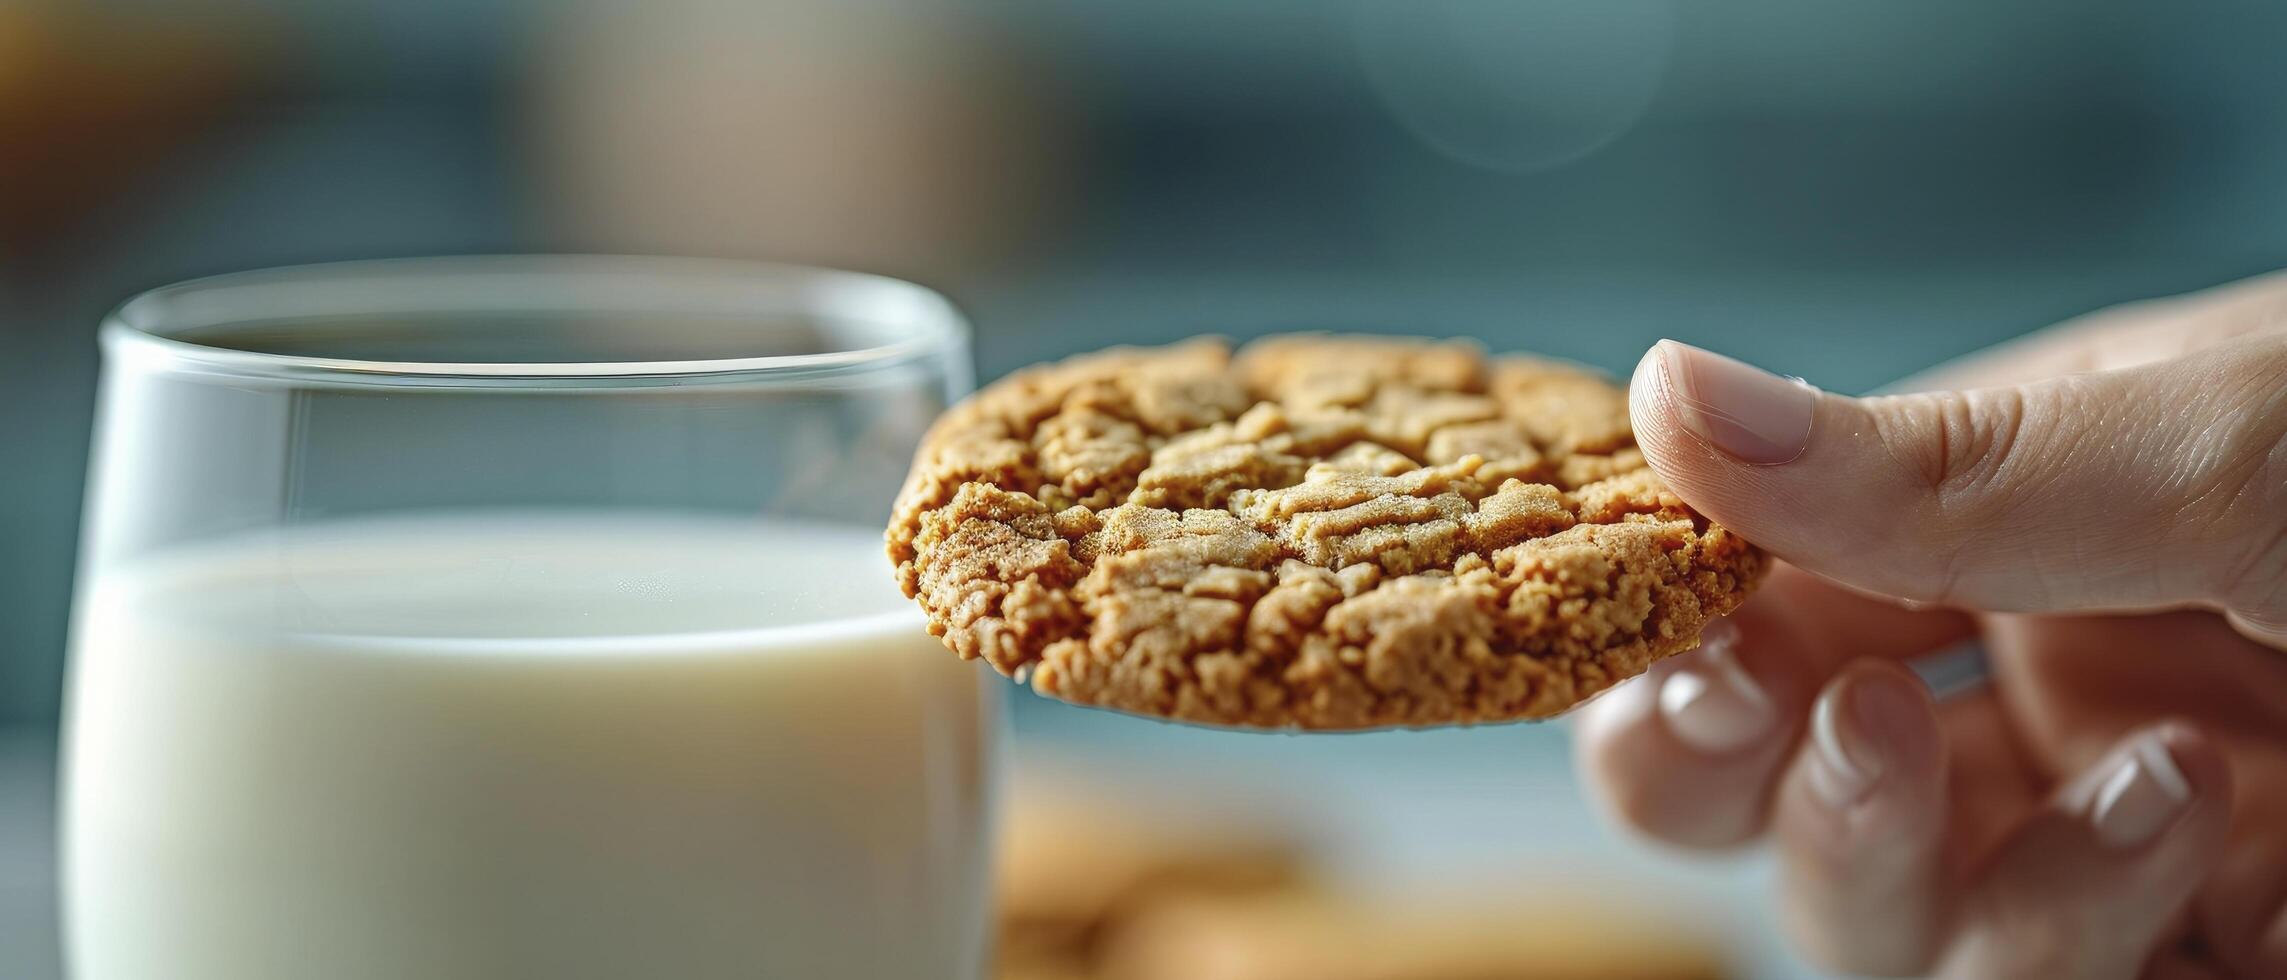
[
  {"xmin": 995, "ymin": 780, "xmax": 1309, "ymax": 980},
  {"xmin": 888, "ymin": 335, "xmax": 1765, "ymax": 729},
  {"xmin": 1096, "ymin": 890, "xmax": 1731, "ymax": 980},
  {"xmin": 989, "ymin": 766, "xmax": 1734, "ymax": 980},
  {"xmin": 998, "ymin": 796, "xmax": 1307, "ymax": 942}
]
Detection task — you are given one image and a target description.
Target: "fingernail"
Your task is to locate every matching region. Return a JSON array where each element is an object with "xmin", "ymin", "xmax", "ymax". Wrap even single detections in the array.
[
  {"xmin": 1804, "ymin": 675, "xmax": 1921, "ymax": 808},
  {"xmin": 1657, "ymin": 620, "xmax": 1772, "ymax": 754},
  {"xmin": 2082, "ymin": 732, "xmax": 2193, "ymax": 850},
  {"xmin": 1652, "ymin": 340, "xmax": 1818, "ymax": 466}
]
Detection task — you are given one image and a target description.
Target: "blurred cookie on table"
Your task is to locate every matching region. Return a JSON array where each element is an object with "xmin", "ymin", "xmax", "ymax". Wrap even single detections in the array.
[
  {"xmin": 1099, "ymin": 890, "xmax": 1727, "ymax": 980},
  {"xmin": 994, "ymin": 775, "xmax": 1731, "ymax": 980},
  {"xmin": 996, "ymin": 780, "xmax": 1312, "ymax": 980}
]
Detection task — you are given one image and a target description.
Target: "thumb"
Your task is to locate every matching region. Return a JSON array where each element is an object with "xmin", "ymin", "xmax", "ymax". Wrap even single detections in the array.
[{"xmin": 1629, "ymin": 336, "xmax": 2287, "ymax": 643}]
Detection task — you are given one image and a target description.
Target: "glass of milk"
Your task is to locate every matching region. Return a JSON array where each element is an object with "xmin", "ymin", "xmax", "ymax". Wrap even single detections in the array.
[{"xmin": 61, "ymin": 257, "xmax": 997, "ymax": 980}]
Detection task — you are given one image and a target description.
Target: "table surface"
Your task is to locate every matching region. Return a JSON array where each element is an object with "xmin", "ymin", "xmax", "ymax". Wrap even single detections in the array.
[{"xmin": 2, "ymin": 707, "xmax": 1818, "ymax": 979}]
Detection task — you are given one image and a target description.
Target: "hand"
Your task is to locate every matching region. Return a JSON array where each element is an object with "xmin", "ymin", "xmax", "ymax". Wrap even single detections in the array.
[{"xmin": 1575, "ymin": 272, "xmax": 2287, "ymax": 978}]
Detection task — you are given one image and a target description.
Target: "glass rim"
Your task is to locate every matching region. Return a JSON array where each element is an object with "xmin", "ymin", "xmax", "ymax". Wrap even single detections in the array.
[{"xmin": 100, "ymin": 255, "xmax": 970, "ymax": 388}]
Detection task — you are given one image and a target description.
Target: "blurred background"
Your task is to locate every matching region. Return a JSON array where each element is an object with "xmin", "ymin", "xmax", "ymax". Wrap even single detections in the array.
[{"xmin": 6, "ymin": 0, "xmax": 2287, "ymax": 976}]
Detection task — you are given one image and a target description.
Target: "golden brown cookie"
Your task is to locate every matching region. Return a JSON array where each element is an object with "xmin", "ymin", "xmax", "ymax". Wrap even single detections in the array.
[
  {"xmin": 994, "ymin": 780, "xmax": 1310, "ymax": 980},
  {"xmin": 889, "ymin": 335, "xmax": 1765, "ymax": 729},
  {"xmin": 1096, "ymin": 890, "xmax": 1731, "ymax": 980}
]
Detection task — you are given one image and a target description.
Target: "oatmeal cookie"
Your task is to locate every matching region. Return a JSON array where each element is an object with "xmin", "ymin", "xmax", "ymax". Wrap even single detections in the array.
[{"xmin": 888, "ymin": 335, "xmax": 1765, "ymax": 729}]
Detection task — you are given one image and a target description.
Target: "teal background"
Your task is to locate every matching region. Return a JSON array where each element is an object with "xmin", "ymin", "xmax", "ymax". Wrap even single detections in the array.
[{"xmin": 7, "ymin": 0, "xmax": 2287, "ymax": 725}]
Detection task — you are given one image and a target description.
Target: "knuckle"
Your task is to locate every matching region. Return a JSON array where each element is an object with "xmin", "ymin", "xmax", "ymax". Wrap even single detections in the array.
[
  {"xmin": 1916, "ymin": 386, "xmax": 2035, "ymax": 516},
  {"xmin": 1883, "ymin": 386, "xmax": 2041, "ymax": 604}
]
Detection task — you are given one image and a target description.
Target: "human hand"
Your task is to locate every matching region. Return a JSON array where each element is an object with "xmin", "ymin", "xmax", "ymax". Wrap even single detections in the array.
[{"xmin": 1576, "ymin": 272, "xmax": 2287, "ymax": 978}]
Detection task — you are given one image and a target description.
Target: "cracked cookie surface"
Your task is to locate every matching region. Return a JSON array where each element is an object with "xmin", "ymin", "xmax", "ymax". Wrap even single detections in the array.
[{"xmin": 888, "ymin": 335, "xmax": 1766, "ymax": 730}]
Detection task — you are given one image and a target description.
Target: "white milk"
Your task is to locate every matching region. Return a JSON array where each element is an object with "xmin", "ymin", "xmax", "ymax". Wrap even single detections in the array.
[{"xmin": 63, "ymin": 513, "xmax": 995, "ymax": 980}]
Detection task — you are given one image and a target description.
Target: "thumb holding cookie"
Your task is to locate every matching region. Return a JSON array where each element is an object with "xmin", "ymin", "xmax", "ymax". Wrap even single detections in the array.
[
  {"xmin": 1577, "ymin": 275, "xmax": 2287, "ymax": 977},
  {"xmin": 1627, "ymin": 297, "xmax": 2287, "ymax": 647}
]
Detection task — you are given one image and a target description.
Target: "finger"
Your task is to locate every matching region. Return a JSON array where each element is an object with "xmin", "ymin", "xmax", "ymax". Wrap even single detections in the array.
[
  {"xmin": 1574, "ymin": 611, "xmax": 1800, "ymax": 849},
  {"xmin": 1942, "ymin": 723, "xmax": 2234, "ymax": 980},
  {"xmin": 1629, "ymin": 333, "xmax": 2287, "ymax": 643},
  {"xmin": 1761, "ymin": 562, "xmax": 1978, "ymax": 674},
  {"xmin": 1573, "ymin": 569, "xmax": 1969, "ymax": 850},
  {"xmin": 1933, "ymin": 688, "xmax": 2044, "ymax": 871},
  {"xmin": 2198, "ymin": 827, "xmax": 2287, "ymax": 980},
  {"xmin": 1770, "ymin": 661, "xmax": 1952, "ymax": 976},
  {"xmin": 1979, "ymin": 610, "xmax": 2287, "ymax": 977},
  {"xmin": 1980, "ymin": 610, "xmax": 2287, "ymax": 775}
]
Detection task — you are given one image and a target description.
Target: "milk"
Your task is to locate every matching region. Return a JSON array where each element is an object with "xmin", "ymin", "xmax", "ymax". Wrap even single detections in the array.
[{"xmin": 63, "ymin": 513, "xmax": 995, "ymax": 980}]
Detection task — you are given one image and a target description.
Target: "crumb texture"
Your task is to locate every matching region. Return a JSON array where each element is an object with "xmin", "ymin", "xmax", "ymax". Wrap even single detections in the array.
[{"xmin": 889, "ymin": 335, "xmax": 1765, "ymax": 729}]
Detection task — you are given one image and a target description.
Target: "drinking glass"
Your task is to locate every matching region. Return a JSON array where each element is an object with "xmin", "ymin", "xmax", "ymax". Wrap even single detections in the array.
[{"xmin": 61, "ymin": 257, "xmax": 996, "ymax": 980}]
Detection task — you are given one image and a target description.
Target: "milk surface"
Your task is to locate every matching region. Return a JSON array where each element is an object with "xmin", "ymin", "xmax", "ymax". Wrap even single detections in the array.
[{"xmin": 64, "ymin": 513, "xmax": 995, "ymax": 980}]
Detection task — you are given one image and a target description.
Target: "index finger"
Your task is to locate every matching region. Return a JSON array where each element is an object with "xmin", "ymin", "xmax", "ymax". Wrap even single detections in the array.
[{"xmin": 1573, "ymin": 564, "xmax": 1973, "ymax": 849}]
